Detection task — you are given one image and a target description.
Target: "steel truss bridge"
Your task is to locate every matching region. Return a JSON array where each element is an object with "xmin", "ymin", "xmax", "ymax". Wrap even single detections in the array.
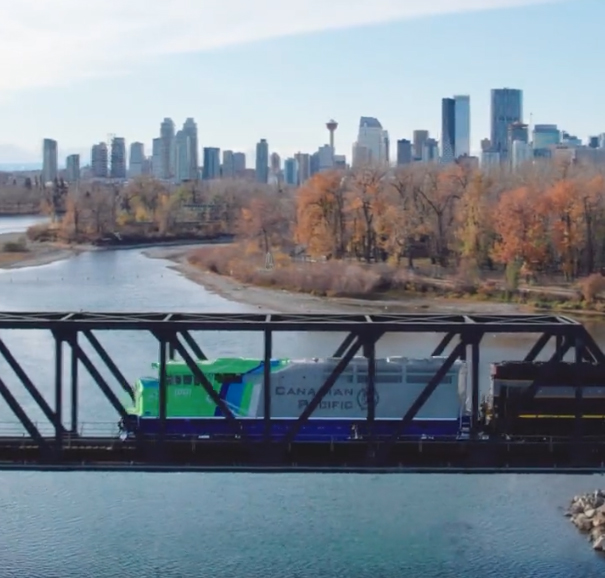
[{"xmin": 0, "ymin": 311, "xmax": 603, "ymax": 473}]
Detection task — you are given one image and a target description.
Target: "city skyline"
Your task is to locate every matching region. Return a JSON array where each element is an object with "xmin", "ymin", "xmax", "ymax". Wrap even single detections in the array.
[
  {"xmin": 0, "ymin": 0, "xmax": 601, "ymax": 163},
  {"xmin": 27, "ymin": 85, "xmax": 600, "ymax": 173}
]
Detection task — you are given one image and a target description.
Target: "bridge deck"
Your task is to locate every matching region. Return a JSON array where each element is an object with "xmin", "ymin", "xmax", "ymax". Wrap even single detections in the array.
[{"xmin": 0, "ymin": 437, "xmax": 602, "ymax": 473}]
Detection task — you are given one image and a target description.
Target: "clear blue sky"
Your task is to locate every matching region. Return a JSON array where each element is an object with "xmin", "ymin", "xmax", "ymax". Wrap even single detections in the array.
[{"xmin": 0, "ymin": 0, "xmax": 600, "ymax": 164}]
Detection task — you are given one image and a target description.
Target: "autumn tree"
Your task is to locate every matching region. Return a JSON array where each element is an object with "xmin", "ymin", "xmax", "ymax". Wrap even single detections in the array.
[
  {"xmin": 491, "ymin": 186, "xmax": 549, "ymax": 278},
  {"xmin": 238, "ymin": 192, "xmax": 294, "ymax": 253},
  {"xmin": 412, "ymin": 165, "xmax": 462, "ymax": 266},
  {"xmin": 295, "ymin": 171, "xmax": 348, "ymax": 259},
  {"xmin": 347, "ymin": 167, "xmax": 389, "ymax": 262},
  {"xmin": 456, "ymin": 171, "xmax": 495, "ymax": 269}
]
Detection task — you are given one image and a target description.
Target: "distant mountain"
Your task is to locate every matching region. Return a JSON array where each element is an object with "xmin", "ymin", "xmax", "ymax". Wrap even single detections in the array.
[
  {"xmin": 0, "ymin": 143, "xmax": 91, "ymax": 169},
  {"xmin": 0, "ymin": 144, "xmax": 39, "ymax": 164},
  {"xmin": 0, "ymin": 163, "xmax": 42, "ymax": 172}
]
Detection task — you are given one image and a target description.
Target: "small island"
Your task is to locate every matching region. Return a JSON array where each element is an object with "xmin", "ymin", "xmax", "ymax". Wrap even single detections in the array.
[{"xmin": 567, "ymin": 490, "xmax": 605, "ymax": 552}]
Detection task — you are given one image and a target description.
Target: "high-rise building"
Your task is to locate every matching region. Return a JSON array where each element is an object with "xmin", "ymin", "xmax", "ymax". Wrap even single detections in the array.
[
  {"xmin": 42, "ymin": 139, "xmax": 58, "ymax": 184},
  {"xmin": 396, "ymin": 139, "xmax": 412, "ymax": 166},
  {"xmin": 423, "ymin": 139, "xmax": 439, "ymax": 162},
  {"xmin": 413, "ymin": 130, "xmax": 429, "ymax": 160},
  {"xmin": 270, "ymin": 152, "xmax": 281, "ymax": 174},
  {"xmin": 255, "ymin": 139, "xmax": 269, "ymax": 183},
  {"xmin": 491, "ymin": 88, "xmax": 523, "ymax": 161},
  {"xmin": 91, "ymin": 142, "xmax": 108, "ymax": 178},
  {"xmin": 383, "ymin": 131, "xmax": 390, "ymax": 165},
  {"xmin": 316, "ymin": 145, "xmax": 334, "ymax": 172},
  {"xmin": 284, "ymin": 158, "xmax": 298, "ymax": 186},
  {"xmin": 354, "ymin": 117, "xmax": 388, "ymax": 166},
  {"xmin": 233, "ymin": 152, "xmax": 246, "ymax": 175},
  {"xmin": 310, "ymin": 151, "xmax": 320, "ymax": 177},
  {"xmin": 151, "ymin": 138, "xmax": 163, "ymax": 179},
  {"xmin": 295, "ymin": 153, "xmax": 311, "ymax": 185},
  {"xmin": 175, "ymin": 131, "xmax": 192, "ymax": 182},
  {"xmin": 129, "ymin": 142, "xmax": 145, "ymax": 178},
  {"xmin": 222, "ymin": 150, "xmax": 235, "ymax": 178},
  {"xmin": 352, "ymin": 143, "xmax": 372, "ymax": 168},
  {"xmin": 160, "ymin": 118, "xmax": 175, "ymax": 180},
  {"xmin": 110, "ymin": 137, "xmax": 127, "ymax": 179},
  {"xmin": 454, "ymin": 95, "xmax": 470, "ymax": 158},
  {"xmin": 65, "ymin": 154, "xmax": 80, "ymax": 183},
  {"xmin": 481, "ymin": 151, "xmax": 501, "ymax": 171},
  {"xmin": 589, "ymin": 136, "xmax": 600, "ymax": 149},
  {"xmin": 511, "ymin": 140, "xmax": 532, "ymax": 170},
  {"xmin": 441, "ymin": 98, "xmax": 456, "ymax": 163},
  {"xmin": 507, "ymin": 122, "xmax": 528, "ymax": 161},
  {"xmin": 202, "ymin": 147, "xmax": 221, "ymax": 180},
  {"xmin": 334, "ymin": 155, "xmax": 347, "ymax": 169},
  {"xmin": 508, "ymin": 122, "xmax": 528, "ymax": 143},
  {"xmin": 182, "ymin": 118, "xmax": 199, "ymax": 180}
]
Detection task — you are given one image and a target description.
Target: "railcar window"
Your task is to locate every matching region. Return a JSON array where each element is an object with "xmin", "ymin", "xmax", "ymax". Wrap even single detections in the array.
[
  {"xmin": 323, "ymin": 373, "xmax": 354, "ymax": 383},
  {"xmin": 406, "ymin": 374, "xmax": 453, "ymax": 384},
  {"xmin": 357, "ymin": 374, "xmax": 402, "ymax": 383},
  {"xmin": 215, "ymin": 373, "xmax": 243, "ymax": 384},
  {"xmin": 183, "ymin": 375, "xmax": 193, "ymax": 385}
]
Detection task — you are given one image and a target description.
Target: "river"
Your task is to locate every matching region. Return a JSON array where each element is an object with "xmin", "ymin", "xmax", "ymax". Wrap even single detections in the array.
[{"xmin": 0, "ymin": 217, "xmax": 602, "ymax": 577}]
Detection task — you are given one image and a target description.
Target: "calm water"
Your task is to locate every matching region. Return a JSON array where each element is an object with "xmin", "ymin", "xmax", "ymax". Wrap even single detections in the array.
[{"xmin": 0, "ymin": 217, "xmax": 603, "ymax": 577}]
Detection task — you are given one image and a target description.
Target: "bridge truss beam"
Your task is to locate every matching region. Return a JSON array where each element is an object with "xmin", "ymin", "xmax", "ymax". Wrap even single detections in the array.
[{"xmin": 0, "ymin": 312, "xmax": 601, "ymax": 470}]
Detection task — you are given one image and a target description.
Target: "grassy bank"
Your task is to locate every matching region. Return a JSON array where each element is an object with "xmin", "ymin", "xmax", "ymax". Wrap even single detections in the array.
[{"xmin": 187, "ymin": 244, "xmax": 605, "ymax": 315}]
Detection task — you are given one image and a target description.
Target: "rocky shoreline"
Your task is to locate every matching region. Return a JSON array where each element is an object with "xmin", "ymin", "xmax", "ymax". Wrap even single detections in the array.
[{"xmin": 567, "ymin": 490, "xmax": 605, "ymax": 552}]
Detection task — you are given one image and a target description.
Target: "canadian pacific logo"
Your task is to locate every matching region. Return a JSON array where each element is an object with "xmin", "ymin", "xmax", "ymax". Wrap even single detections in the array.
[{"xmin": 357, "ymin": 387, "xmax": 380, "ymax": 410}]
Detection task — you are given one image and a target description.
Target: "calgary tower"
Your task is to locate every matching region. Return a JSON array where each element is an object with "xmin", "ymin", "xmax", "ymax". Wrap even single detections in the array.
[{"xmin": 326, "ymin": 119, "xmax": 338, "ymax": 151}]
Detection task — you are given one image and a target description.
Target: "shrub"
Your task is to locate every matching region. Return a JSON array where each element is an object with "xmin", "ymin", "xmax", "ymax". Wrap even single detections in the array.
[
  {"xmin": 577, "ymin": 273, "xmax": 605, "ymax": 303},
  {"xmin": 2, "ymin": 237, "xmax": 28, "ymax": 252}
]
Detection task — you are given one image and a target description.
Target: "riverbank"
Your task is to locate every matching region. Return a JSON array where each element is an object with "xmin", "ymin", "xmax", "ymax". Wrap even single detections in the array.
[
  {"xmin": 567, "ymin": 491, "xmax": 605, "ymax": 552},
  {"xmin": 0, "ymin": 232, "xmax": 89, "ymax": 270},
  {"xmin": 144, "ymin": 244, "xmax": 530, "ymax": 315},
  {"xmin": 170, "ymin": 243, "xmax": 605, "ymax": 318}
]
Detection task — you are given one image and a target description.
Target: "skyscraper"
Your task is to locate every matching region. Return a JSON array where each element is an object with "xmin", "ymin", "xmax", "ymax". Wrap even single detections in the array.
[
  {"xmin": 42, "ymin": 139, "xmax": 58, "ymax": 183},
  {"xmin": 202, "ymin": 147, "xmax": 221, "ymax": 180},
  {"xmin": 454, "ymin": 95, "xmax": 471, "ymax": 158},
  {"xmin": 91, "ymin": 143, "xmax": 108, "ymax": 178},
  {"xmin": 284, "ymin": 158, "xmax": 298, "ymax": 186},
  {"xmin": 129, "ymin": 142, "xmax": 145, "ymax": 178},
  {"xmin": 233, "ymin": 152, "xmax": 246, "ymax": 175},
  {"xmin": 255, "ymin": 139, "xmax": 269, "ymax": 183},
  {"xmin": 354, "ymin": 117, "xmax": 388, "ymax": 166},
  {"xmin": 396, "ymin": 139, "xmax": 412, "ymax": 165},
  {"xmin": 413, "ymin": 130, "xmax": 429, "ymax": 160},
  {"xmin": 222, "ymin": 150, "xmax": 235, "ymax": 178},
  {"xmin": 110, "ymin": 137, "xmax": 127, "ymax": 179},
  {"xmin": 491, "ymin": 88, "xmax": 523, "ymax": 161},
  {"xmin": 295, "ymin": 153, "xmax": 311, "ymax": 185},
  {"xmin": 270, "ymin": 152, "xmax": 281, "ymax": 174},
  {"xmin": 532, "ymin": 125, "xmax": 560, "ymax": 152},
  {"xmin": 65, "ymin": 154, "xmax": 80, "ymax": 183},
  {"xmin": 160, "ymin": 118, "xmax": 175, "ymax": 180},
  {"xmin": 182, "ymin": 118, "xmax": 199, "ymax": 180},
  {"xmin": 151, "ymin": 138, "xmax": 163, "ymax": 179},
  {"xmin": 441, "ymin": 98, "xmax": 456, "ymax": 164},
  {"xmin": 175, "ymin": 131, "xmax": 192, "ymax": 182}
]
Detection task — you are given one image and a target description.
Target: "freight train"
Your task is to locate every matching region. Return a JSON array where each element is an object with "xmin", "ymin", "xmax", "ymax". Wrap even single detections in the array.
[
  {"xmin": 121, "ymin": 357, "xmax": 605, "ymax": 441},
  {"xmin": 122, "ymin": 356, "xmax": 470, "ymax": 440},
  {"xmin": 482, "ymin": 361, "xmax": 605, "ymax": 437}
]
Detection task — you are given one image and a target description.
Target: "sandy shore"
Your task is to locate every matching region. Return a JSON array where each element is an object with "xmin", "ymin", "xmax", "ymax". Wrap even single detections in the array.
[
  {"xmin": 144, "ymin": 244, "xmax": 530, "ymax": 315},
  {"xmin": 0, "ymin": 232, "xmax": 88, "ymax": 270}
]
